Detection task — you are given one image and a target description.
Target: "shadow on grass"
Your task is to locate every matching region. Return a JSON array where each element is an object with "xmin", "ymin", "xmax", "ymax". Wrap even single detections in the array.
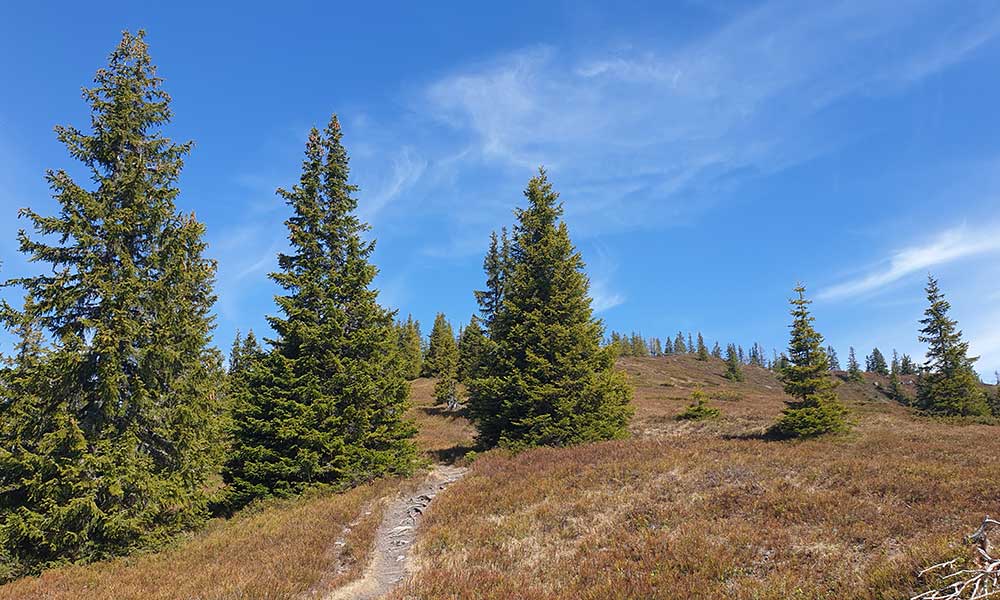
[
  {"xmin": 428, "ymin": 444, "xmax": 477, "ymax": 465},
  {"xmin": 420, "ymin": 405, "xmax": 470, "ymax": 419}
]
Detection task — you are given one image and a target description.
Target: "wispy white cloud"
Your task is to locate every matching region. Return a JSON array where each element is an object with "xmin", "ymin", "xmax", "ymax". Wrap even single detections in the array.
[
  {"xmin": 817, "ymin": 223, "xmax": 1000, "ymax": 301},
  {"xmin": 416, "ymin": 0, "xmax": 1000, "ymax": 235},
  {"xmin": 357, "ymin": 146, "xmax": 427, "ymax": 223}
]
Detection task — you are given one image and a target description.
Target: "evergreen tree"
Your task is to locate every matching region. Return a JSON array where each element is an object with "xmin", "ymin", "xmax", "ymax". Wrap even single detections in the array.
[
  {"xmin": 676, "ymin": 389, "xmax": 720, "ymax": 420},
  {"xmin": 890, "ymin": 350, "xmax": 901, "ymax": 376},
  {"xmin": 900, "ymin": 353, "xmax": 917, "ymax": 375},
  {"xmin": 630, "ymin": 332, "xmax": 649, "ymax": 357},
  {"xmin": 474, "ymin": 228, "xmax": 509, "ymax": 331},
  {"xmin": 711, "ymin": 341, "xmax": 722, "ymax": 359},
  {"xmin": 696, "ymin": 333, "xmax": 709, "ymax": 361},
  {"xmin": 423, "ymin": 313, "xmax": 458, "ymax": 378},
  {"xmin": 846, "ymin": 347, "xmax": 864, "ymax": 383},
  {"xmin": 664, "ymin": 337, "xmax": 674, "ymax": 354},
  {"xmin": 724, "ymin": 344, "xmax": 744, "ymax": 382},
  {"xmin": 649, "ymin": 337, "xmax": 663, "ymax": 357},
  {"xmin": 457, "ymin": 316, "xmax": 488, "ymax": 382},
  {"xmin": 674, "ymin": 331, "xmax": 687, "ymax": 354},
  {"xmin": 466, "ymin": 169, "xmax": 633, "ymax": 448},
  {"xmin": 0, "ymin": 31, "xmax": 223, "ymax": 576},
  {"xmin": 826, "ymin": 345, "xmax": 840, "ymax": 371},
  {"xmin": 687, "ymin": 333, "xmax": 695, "ymax": 354},
  {"xmin": 223, "ymin": 115, "xmax": 416, "ymax": 510},
  {"xmin": 866, "ymin": 347, "xmax": 889, "ymax": 375},
  {"xmin": 396, "ymin": 315, "xmax": 423, "ymax": 380},
  {"xmin": 738, "ymin": 344, "xmax": 746, "ymax": 364},
  {"xmin": 770, "ymin": 285, "xmax": 848, "ymax": 439},
  {"xmin": 915, "ymin": 276, "xmax": 989, "ymax": 416},
  {"xmin": 889, "ymin": 369, "xmax": 908, "ymax": 405}
]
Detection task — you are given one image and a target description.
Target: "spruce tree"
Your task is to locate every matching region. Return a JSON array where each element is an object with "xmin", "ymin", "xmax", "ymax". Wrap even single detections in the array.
[
  {"xmin": 630, "ymin": 332, "xmax": 649, "ymax": 357},
  {"xmin": 474, "ymin": 228, "xmax": 509, "ymax": 331},
  {"xmin": 0, "ymin": 31, "xmax": 222, "ymax": 576},
  {"xmin": 649, "ymin": 337, "xmax": 663, "ymax": 357},
  {"xmin": 674, "ymin": 332, "xmax": 687, "ymax": 354},
  {"xmin": 724, "ymin": 344, "xmax": 744, "ymax": 382},
  {"xmin": 847, "ymin": 347, "xmax": 864, "ymax": 382},
  {"xmin": 900, "ymin": 354, "xmax": 916, "ymax": 375},
  {"xmin": 424, "ymin": 313, "xmax": 458, "ymax": 377},
  {"xmin": 223, "ymin": 115, "xmax": 415, "ymax": 510},
  {"xmin": 915, "ymin": 276, "xmax": 989, "ymax": 416},
  {"xmin": 866, "ymin": 348, "xmax": 889, "ymax": 375},
  {"xmin": 466, "ymin": 169, "xmax": 633, "ymax": 448},
  {"xmin": 687, "ymin": 333, "xmax": 695, "ymax": 354},
  {"xmin": 664, "ymin": 337, "xmax": 674, "ymax": 354},
  {"xmin": 696, "ymin": 333, "xmax": 709, "ymax": 361},
  {"xmin": 711, "ymin": 341, "xmax": 722, "ymax": 359},
  {"xmin": 396, "ymin": 315, "xmax": 423, "ymax": 380},
  {"xmin": 770, "ymin": 285, "xmax": 848, "ymax": 439},
  {"xmin": 826, "ymin": 345, "xmax": 840, "ymax": 371},
  {"xmin": 457, "ymin": 316, "xmax": 488, "ymax": 382}
]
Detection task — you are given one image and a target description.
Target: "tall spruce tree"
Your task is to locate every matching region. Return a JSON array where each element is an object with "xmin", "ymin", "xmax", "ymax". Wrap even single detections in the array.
[
  {"xmin": 900, "ymin": 353, "xmax": 916, "ymax": 375},
  {"xmin": 0, "ymin": 31, "xmax": 222, "ymax": 577},
  {"xmin": 466, "ymin": 169, "xmax": 633, "ymax": 448},
  {"xmin": 866, "ymin": 348, "xmax": 889, "ymax": 375},
  {"xmin": 915, "ymin": 276, "xmax": 989, "ymax": 416},
  {"xmin": 674, "ymin": 332, "xmax": 687, "ymax": 354},
  {"xmin": 846, "ymin": 347, "xmax": 864, "ymax": 382},
  {"xmin": 770, "ymin": 285, "xmax": 848, "ymax": 438},
  {"xmin": 711, "ymin": 341, "xmax": 722, "ymax": 359},
  {"xmin": 664, "ymin": 337, "xmax": 675, "ymax": 354},
  {"xmin": 396, "ymin": 315, "xmax": 423, "ymax": 380},
  {"xmin": 424, "ymin": 313, "xmax": 458, "ymax": 377},
  {"xmin": 457, "ymin": 316, "xmax": 488, "ymax": 382},
  {"xmin": 826, "ymin": 345, "xmax": 840, "ymax": 371},
  {"xmin": 474, "ymin": 228, "xmax": 509, "ymax": 332},
  {"xmin": 223, "ymin": 115, "xmax": 415, "ymax": 509},
  {"xmin": 724, "ymin": 344, "xmax": 744, "ymax": 382},
  {"xmin": 696, "ymin": 333, "xmax": 709, "ymax": 361}
]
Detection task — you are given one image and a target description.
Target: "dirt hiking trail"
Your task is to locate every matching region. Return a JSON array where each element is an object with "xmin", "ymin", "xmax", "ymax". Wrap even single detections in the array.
[{"xmin": 325, "ymin": 464, "xmax": 467, "ymax": 600}]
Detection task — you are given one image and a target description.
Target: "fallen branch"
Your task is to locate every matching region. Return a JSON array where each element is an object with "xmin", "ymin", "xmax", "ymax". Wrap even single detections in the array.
[{"xmin": 912, "ymin": 516, "xmax": 1000, "ymax": 600}]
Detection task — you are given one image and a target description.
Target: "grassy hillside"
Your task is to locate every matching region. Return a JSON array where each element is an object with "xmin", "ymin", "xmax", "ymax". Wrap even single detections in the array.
[
  {"xmin": 2, "ymin": 355, "xmax": 996, "ymax": 599},
  {"xmin": 394, "ymin": 355, "xmax": 999, "ymax": 599}
]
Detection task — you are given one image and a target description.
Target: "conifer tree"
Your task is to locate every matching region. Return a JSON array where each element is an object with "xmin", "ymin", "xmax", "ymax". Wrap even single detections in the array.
[
  {"xmin": 674, "ymin": 332, "xmax": 687, "ymax": 354},
  {"xmin": 664, "ymin": 337, "xmax": 674, "ymax": 354},
  {"xmin": 687, "ymin": 333, "xmax": 695, "ymax": 354},
  {"xmin": 866, "ymin": 347, "xmax": 889, "ymax": 375},
  {"xmin": 457, "ymin": 316, "xmax": 488, "ymax": 382},
  {"xmin": 466, "ymin": 169, "xmax": 633, "ymax": 448},
  {"xmin": 900, "ymin": 354, "xmax": 916, "ymax": 375},
  {"xmin": 223, "ymin": 115, "xmax": 415, "ymax": 510},
  {"xmin": 770, "ymin": 285, "xmax": 848, "ymax": 438},
  {"xmin": 474, "ymin": 228, "xmax": 509, "ymax": 331},
  {"xmin": 696, "ymin": 333, "xmax": 709, "ymax": 361},
  {"xmin": 424, "ymin": 313, "xmax": 458, "ymax": 377},
  {"xmin": 0, "ymin": 31, "xmax": 223, "ymax": 576},
  {"xmin": 649, "ymin": 337, "xmax": 663, "ymax": 357},
  {"xmin": 396, "ymin": 315, "xmax": 423, "ymax": 380},
  {"xmin": 890, "ymin": 350, "xmax": 900, "ymax": 376},
  {"xmin": 826, "ymin": 345, "xmax": 840, "ymax": 371},
  {"xmin": 847, "ymin": 347, "xmax": 864, "ymax": 382},
  {"xmin": 630, "ymin": 332, "xmax": 649, "ymax": 357},
  {"xmin": 889, "ymin": 369, "xmax": 908, "ymax": 405},
  {"xmin": 724, "ymin": 344, "xmax": 744, "ymax": 382},
  {"xmin": 711, "ymin": 341, "xmax": 722, "ymax": 359},
  {"xmin": 915, "ymin": 276, "xmax": 989, "ymax": 416}
]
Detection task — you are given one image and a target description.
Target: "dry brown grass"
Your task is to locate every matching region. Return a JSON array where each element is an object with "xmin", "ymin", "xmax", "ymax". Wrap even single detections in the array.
[
  {"xmin": 391, "ymin": 356, "xmax": 1000, "ymax": 599},
  {"xmin": 406, "ymin": 378, "xmax": 476, "ymax": 464}
]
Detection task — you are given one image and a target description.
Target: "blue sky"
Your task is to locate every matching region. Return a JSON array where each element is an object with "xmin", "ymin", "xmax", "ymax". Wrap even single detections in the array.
[{"xmin": 2, "ymin": 1, "xmax": 1000, "ymax": 376}]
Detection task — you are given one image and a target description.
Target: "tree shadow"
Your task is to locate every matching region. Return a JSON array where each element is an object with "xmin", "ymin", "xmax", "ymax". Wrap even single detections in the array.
[
  {"xmin": 420, "ymin": 405, "xmax": 470, "ymax": 419},
  {"xmin": 428, "ymin": 444, "xmax": 477, "ymax": 465}
]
